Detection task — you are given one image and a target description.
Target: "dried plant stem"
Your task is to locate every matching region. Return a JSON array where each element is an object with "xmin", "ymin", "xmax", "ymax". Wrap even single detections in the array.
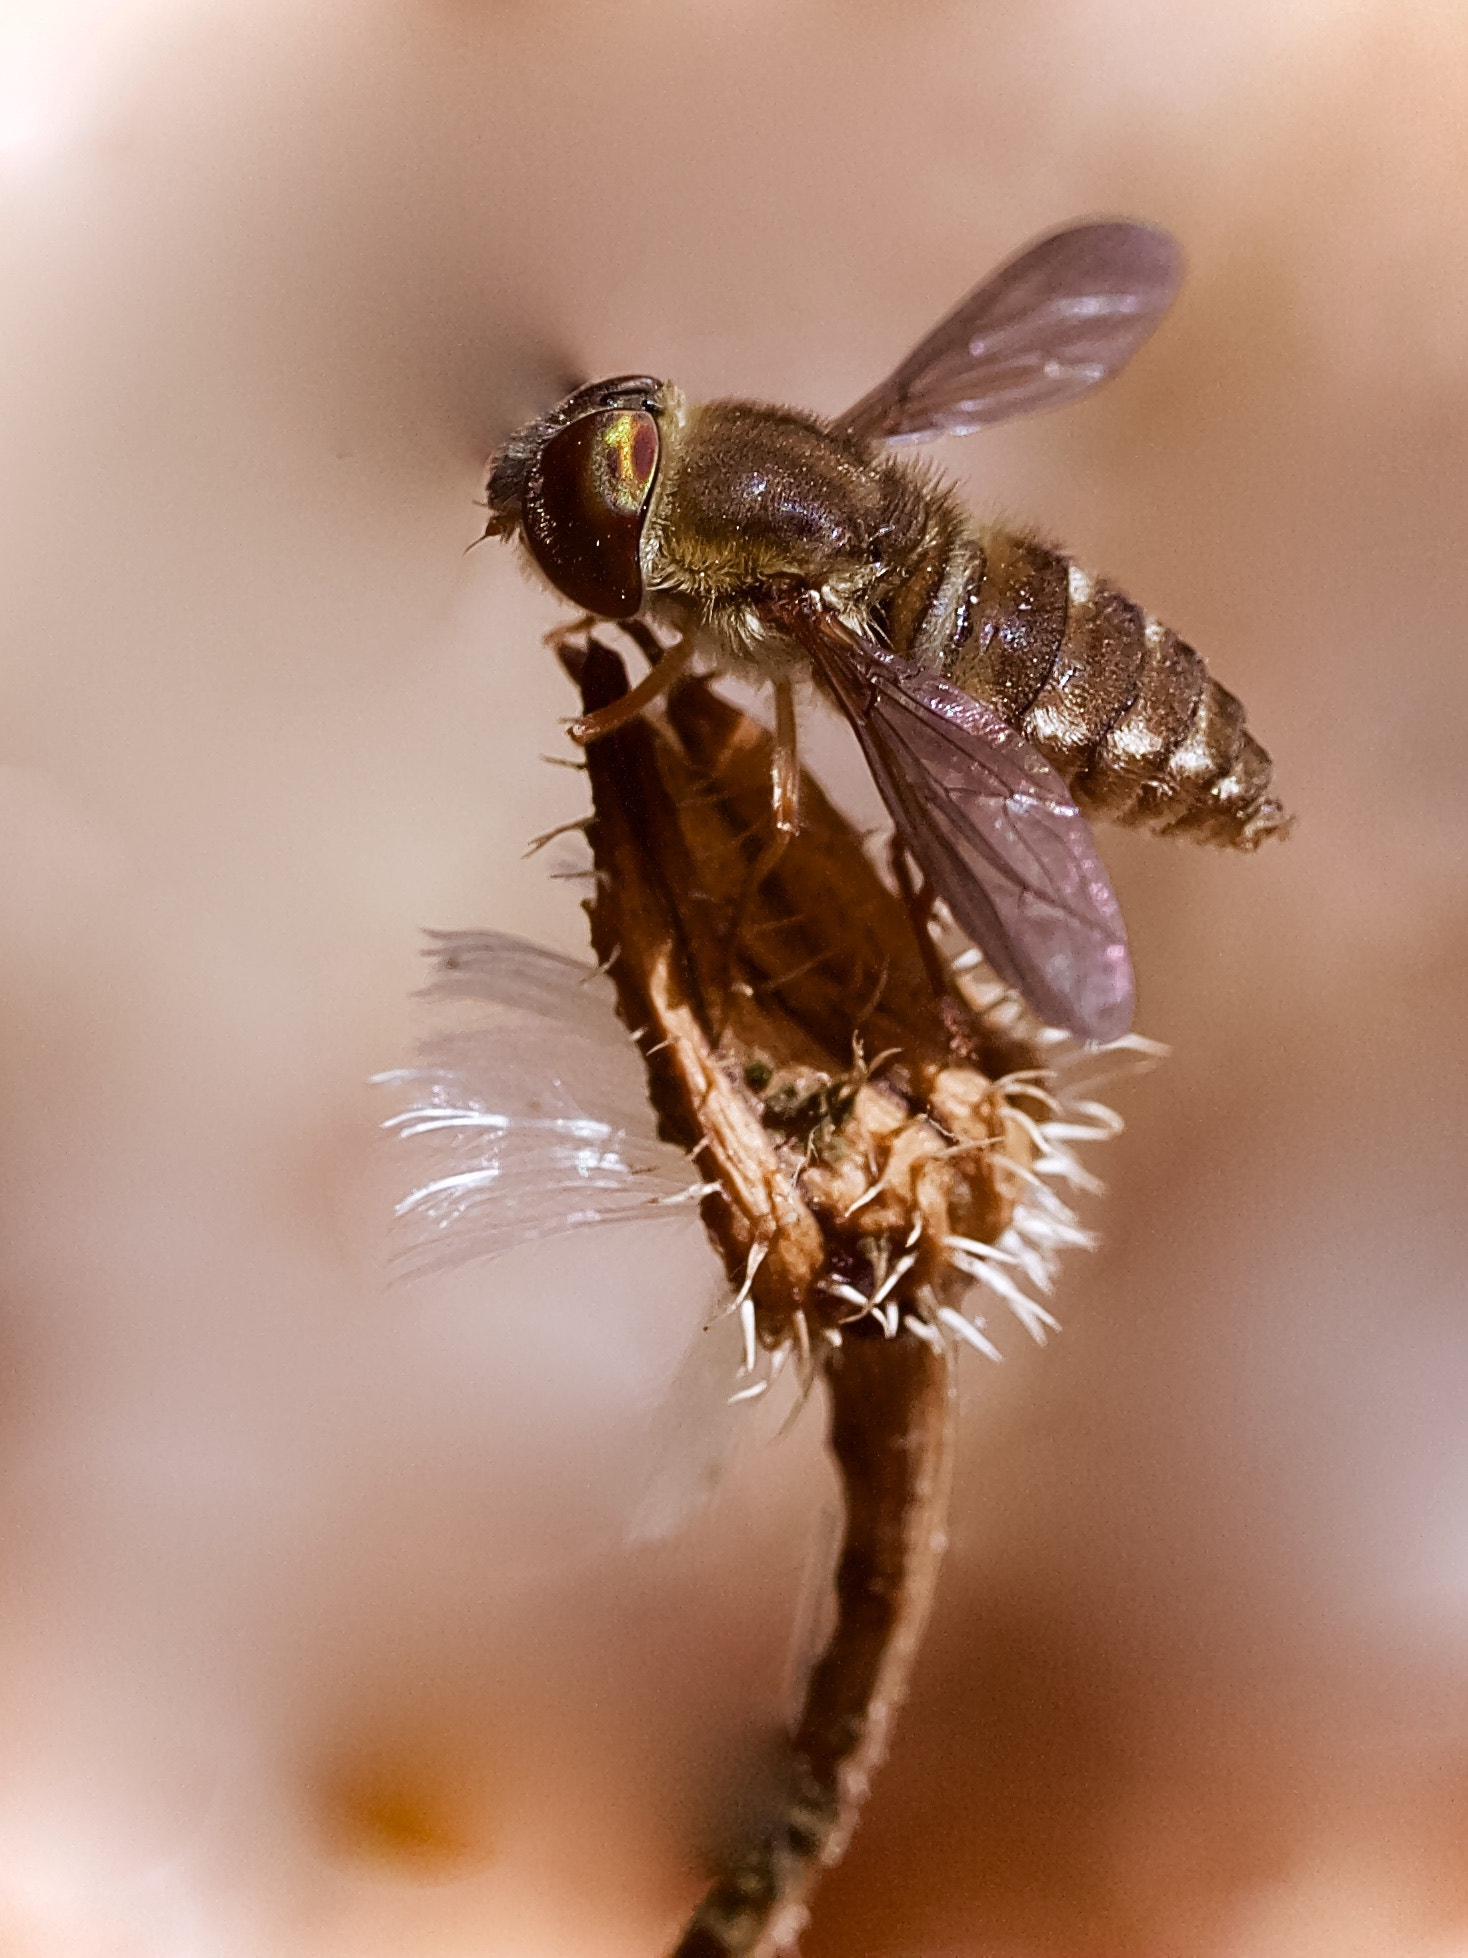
[
  {"xmin": 672, "ymin": 1322, "xmax": 956, "ymax": 1958},
  {"xmin": 554, "ymin": 635, "xmax": 1096, "ymax": 1955},
  {"xmin": 385, "ymin": 634, "xmax": 1139, "ymax": 1954}
]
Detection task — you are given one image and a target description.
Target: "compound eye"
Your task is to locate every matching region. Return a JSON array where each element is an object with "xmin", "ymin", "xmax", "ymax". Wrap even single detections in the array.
[{"xmin": 521, "ymin": 408, "xmax": 659, "ymax": 618}]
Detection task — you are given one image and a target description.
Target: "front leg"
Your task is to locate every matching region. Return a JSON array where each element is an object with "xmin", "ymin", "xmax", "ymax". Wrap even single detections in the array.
[
  {"xmin": 887, "ymin": 834, "xmax": 947, "ymax": 998},
  {"xmin": 563, "ymin": 627, "xmax": 696, "ymax": 745}
]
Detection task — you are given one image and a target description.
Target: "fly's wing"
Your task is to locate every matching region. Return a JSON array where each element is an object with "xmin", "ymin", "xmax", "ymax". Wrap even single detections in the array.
[
  {"xmin": 801, "ymin": 627, "xmax": 1134, "ymax": 1042},
  {"xmin": 839, "ymin": 220, "xmax": 1182, "ymax": 444},
  {"xmin": 376, "ymin": 930, "xmax": 701, "ymax": 1271}
]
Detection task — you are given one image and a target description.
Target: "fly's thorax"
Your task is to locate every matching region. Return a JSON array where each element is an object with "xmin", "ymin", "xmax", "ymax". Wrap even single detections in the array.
[
  {"xmin": 637, "ymin": 589, "xmax": 812, "ymax": 681},
  {"xmin": 642, "ymin": 398, "xmax": 925, "ymax": 608}
]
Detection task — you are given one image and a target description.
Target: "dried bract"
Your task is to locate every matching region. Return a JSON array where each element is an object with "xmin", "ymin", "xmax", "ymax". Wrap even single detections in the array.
[{"xmin": 566, "ymin": 633, "xmax": 1116, "ymax": 1393}]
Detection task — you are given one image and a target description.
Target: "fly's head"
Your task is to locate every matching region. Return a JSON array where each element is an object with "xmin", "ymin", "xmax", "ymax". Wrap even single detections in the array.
[{"xmin": 485, "ymin": 376, "xmax": 675, "ymax": 620}]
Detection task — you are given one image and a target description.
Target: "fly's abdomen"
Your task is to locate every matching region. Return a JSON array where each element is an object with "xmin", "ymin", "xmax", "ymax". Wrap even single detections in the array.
[{"xmin": 934, "ymin": 527, "xmax": 1291, "ymax": 850}]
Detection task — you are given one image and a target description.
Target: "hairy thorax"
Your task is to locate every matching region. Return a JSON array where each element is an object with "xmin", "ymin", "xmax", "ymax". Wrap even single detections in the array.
[{"xmin": 642, "ymin": 399, "xmax": 932, "ymax": 672}]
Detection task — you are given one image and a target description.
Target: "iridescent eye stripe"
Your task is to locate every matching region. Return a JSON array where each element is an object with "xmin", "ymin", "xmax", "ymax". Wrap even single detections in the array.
[{"xmin": 599, "ymin": 410, "xmax": 658, "ymax": 511}]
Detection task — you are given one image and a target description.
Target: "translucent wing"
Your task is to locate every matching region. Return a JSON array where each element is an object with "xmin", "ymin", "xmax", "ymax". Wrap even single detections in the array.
[
  {"xmin": 801, "ymin": 627, "xmax": 1134, "ymax": 1042},
  {"xmin": 376, "ymin": 930, "xmax": 701, "ymax": 1271},
  {"xmin": 839, "ymin": 220, "xmax": 1182, "ymax": 445}
]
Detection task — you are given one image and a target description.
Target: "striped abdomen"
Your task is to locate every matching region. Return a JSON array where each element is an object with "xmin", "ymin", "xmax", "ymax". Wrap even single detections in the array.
[{"xmin": 885, "ymin": 516, "xmax": 1291, "ymax": 850}]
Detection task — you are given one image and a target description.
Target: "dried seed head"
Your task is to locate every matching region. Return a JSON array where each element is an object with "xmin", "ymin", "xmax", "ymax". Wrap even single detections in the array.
[{"xmin": 563, "ymin": 632, "xmax": 1135, "ymax": 1376}]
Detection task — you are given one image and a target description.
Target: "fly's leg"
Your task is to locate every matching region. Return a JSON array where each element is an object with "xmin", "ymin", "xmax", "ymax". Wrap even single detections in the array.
[
  {"xmin": 887, "ymin": 835, "xmax": 949, "ymax": 999},
  {"xmin": 612, "ymin": 616, "xmax": 668, "ymax": 670},
  {"xmin": 748, "ymin": 679, "xmax": 802, "ymax": 894},
  {"xmin": 564, "ymin": 630, "xmax": 696, "ymax": 744},
  {"xmin": 889, "ymin": 837, "xmax": 986, "ymax": 1062},
  {"xmin": 544, "ymin": 611, "xmax": 598, "ymax": 658},
  {"xmin": 727, "ymin": 680, "xmax": 801, "ymax": 954}
]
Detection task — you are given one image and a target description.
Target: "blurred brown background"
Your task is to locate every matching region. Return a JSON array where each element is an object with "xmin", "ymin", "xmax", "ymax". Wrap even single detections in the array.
[{"xmin": 1, "ymin": 1, "xmax": 1466, "ymax": 1952}]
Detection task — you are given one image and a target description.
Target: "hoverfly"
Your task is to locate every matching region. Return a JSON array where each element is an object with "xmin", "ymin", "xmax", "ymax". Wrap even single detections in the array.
[{"xmin": 484, "ymin": 220, "xmax": 1292, "ymax": 1043}]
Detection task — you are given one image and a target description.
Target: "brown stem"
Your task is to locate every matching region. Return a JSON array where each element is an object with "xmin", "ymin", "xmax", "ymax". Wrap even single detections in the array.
[{"xmin": 669, "ymin": 1321, "xmax": 956, "ymax": 1958}]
